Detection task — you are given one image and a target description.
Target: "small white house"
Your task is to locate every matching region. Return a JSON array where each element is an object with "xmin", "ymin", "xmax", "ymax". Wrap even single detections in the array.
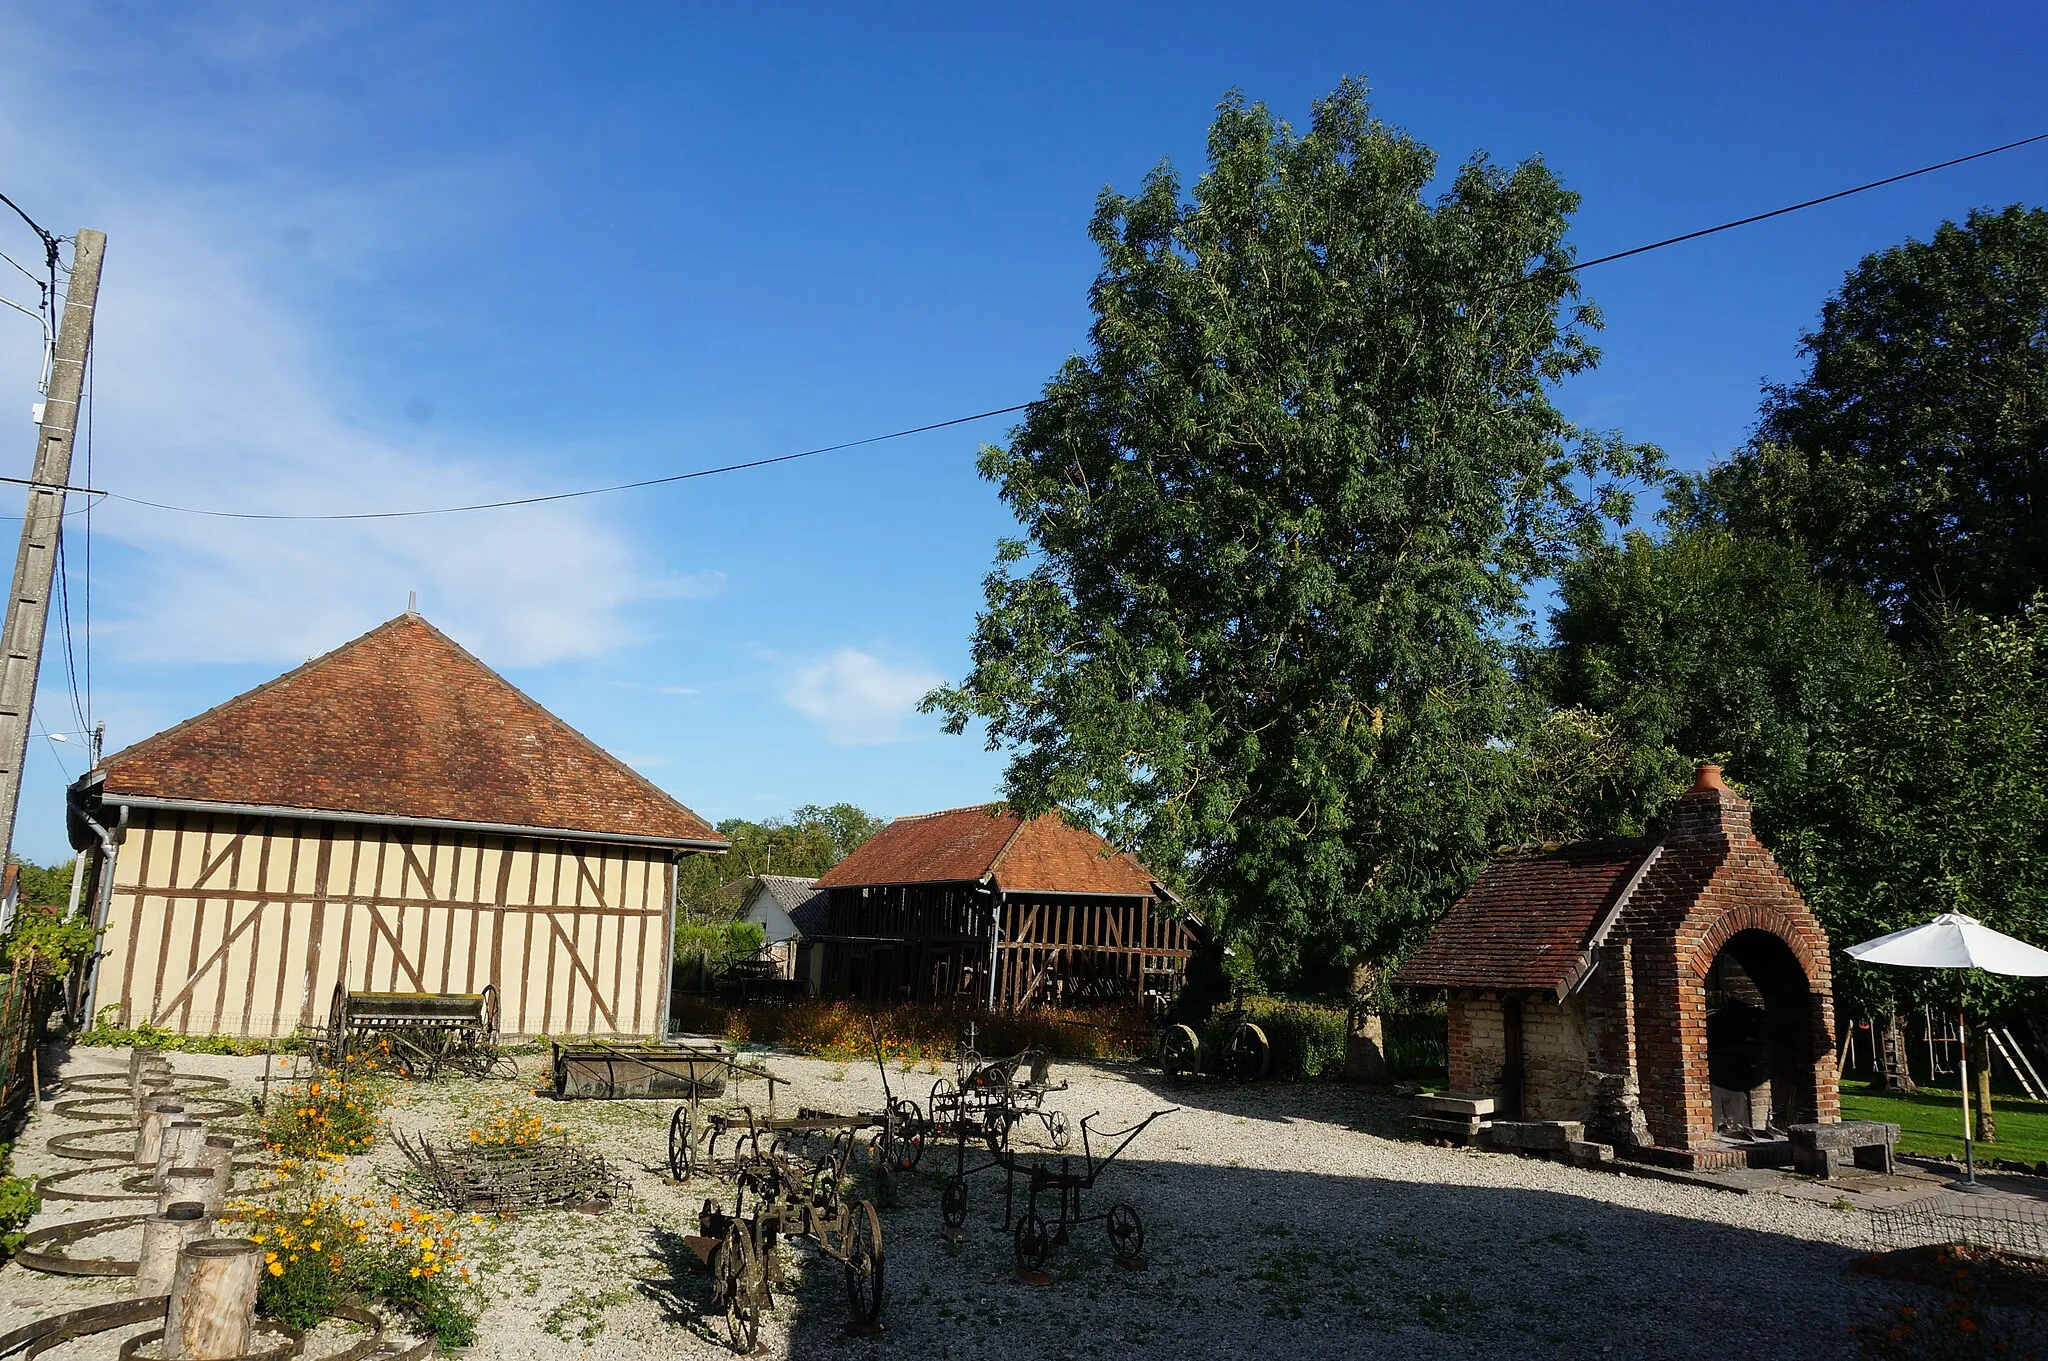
[{"xmin": 736, "ymin": 874, "xmax": 827, "ymax": 989}]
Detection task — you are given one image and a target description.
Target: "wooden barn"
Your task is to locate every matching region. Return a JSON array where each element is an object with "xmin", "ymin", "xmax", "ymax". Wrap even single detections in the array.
[
  {"xmin": 66, "ymin": 611, "xmax": 727, "ymax": 1039},
  {"xmin": 809, "ymin": 805, "xmax": 1196, "ymax": 1010}
]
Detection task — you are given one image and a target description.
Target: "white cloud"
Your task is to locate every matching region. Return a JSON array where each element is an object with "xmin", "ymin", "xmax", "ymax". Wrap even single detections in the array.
[
  {"xmin": 0, "ymin": 13, "xmax": 712, "ymax": 671},
  {"xmin": 783, "ymin": 649, "xmax": 942, "ymax": 746}
]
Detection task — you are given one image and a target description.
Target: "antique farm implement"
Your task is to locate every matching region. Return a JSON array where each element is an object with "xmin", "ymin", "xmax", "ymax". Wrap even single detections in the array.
[
  {"xmin": 324, "ymin": 984, "xmax": 512, "ymax": 1079},
  {"xmin": 998, "ymin": 1108, "xmax": 1174, "ymax": 1275},
  {"xmin": 930, "ymin": 1043, "xmax": 1071, "ymax": 1150},
  {"xmin": 552, "ymin": 1037, "xmax": 737, "ymax": 1100},
  {"xmin": 685, "ymin": 1137, "xmax": 886, "ymax": 1351},
  {"xmin": 1157, "ymin": 987, "xmax": 1272, "ymax": 1083},
  {"xmin": 392, "ymin": 1127, "xmax": 626, "ymax": 1213}
]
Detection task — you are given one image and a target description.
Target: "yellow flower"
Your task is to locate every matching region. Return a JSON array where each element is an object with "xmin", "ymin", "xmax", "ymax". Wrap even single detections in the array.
[
  {"xmin": 268, "ymin": 1263, "xmax": 284, "ymax": 1277},
  {"xmin": 409, "ymin": 1267, "xmax": 421, "ymax": 1279}
]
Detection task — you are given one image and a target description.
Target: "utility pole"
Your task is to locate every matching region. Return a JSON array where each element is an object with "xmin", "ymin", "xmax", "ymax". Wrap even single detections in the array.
[{"xmin": 0, "ymin": 228, "xmax": 105, "ymax": 862}]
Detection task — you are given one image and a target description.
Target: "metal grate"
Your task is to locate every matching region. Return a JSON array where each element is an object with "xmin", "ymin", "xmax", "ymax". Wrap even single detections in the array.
[{"xmin": 1869, "ymin": 1192, "xmax": 2048, "ymax": 1259}]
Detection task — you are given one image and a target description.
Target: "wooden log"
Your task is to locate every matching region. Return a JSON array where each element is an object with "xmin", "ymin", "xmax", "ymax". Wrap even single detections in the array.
[
  {"xmin": 164, "ymin": 1238, "xmax": 261, "ymax": 1360},
  {"xmin": 196, "ymin": 1137, "xmax": 235, "ymax": 1211},
  {"xmin": 135, "ymin": 1102, "xmax": 186, "ymax": 1168},
  {"xmin": 160, "ymin": 1169, "xmax": 217, "ymax": 1215},
  {"xmin": 156, "ymin": 1121, "xmax": 207, "ymax": 1188},
  {"xmin": 135, "ymin": 1203, "xmax": 211, "ymax": 1298}
]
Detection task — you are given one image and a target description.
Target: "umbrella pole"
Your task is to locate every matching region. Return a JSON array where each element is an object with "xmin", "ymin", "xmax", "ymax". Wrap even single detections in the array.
[{"xmin": 1957, "ymin": 975, "xmax": 1980, "ymax": 1190}]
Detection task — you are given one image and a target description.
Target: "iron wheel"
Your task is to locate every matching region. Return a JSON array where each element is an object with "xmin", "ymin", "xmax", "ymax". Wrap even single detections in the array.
[
  {"xmin": 719, "ymin": 1221, "xmax": 764, "ymax": 1353},
  {"xmin": 668, "ymin": 1104, "xmax": 697, "ymax": 1180},
  {"xmin": 1012, "ymin": 1211, "xmax": 1049, "ymax": 1272},
  {"xmin": 941, "ymin": 1175, "xmax": 967, "ymax": 1230},
  {"xmin": 842, "ymin": 1200, "xmax": 885, "ymax": 1326},
  {"xmin": 1160, "ymin": 1024, "xmax": 1200, "ymax": 1082},
  {"xmin": 1226, "ymin": 1022, "xmax": 1271, "ymax": 1082},
  {"xmin": 1106, "ymin": 1201, "xmax": 1145, "ymax": 1259}
]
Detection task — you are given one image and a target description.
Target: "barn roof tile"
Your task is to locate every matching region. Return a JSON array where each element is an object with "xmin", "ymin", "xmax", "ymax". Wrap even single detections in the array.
[{"xmin": 814, "ymin": 805, "xmax": 1159, "ymax": 897}]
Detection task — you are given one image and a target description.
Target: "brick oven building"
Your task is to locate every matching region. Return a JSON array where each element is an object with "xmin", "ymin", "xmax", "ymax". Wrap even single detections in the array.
[{"xmin": 1396, "ymin": 766, "xmax": 1839, "ymax": 1167}]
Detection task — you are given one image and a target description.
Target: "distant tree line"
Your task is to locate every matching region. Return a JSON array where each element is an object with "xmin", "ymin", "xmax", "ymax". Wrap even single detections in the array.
[{"xmin": 674, "ymin": 802, "xmax": 884, "ymax": 925}]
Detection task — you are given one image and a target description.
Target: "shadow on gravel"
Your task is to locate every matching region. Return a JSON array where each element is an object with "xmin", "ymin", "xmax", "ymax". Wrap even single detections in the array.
[
  {"xmin": 1103, "ymin": 1060, "xmax": 1423, "ymax": 1140},
  {"xmin": 737, "ymin": 1149, "xmax": 2009, "ymax": 1361}
]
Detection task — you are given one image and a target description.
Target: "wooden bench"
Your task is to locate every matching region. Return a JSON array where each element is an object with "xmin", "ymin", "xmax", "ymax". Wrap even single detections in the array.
[{"xmin": 1787, "ymin": 1120, "xmax": 1900, "ymax": 1178}]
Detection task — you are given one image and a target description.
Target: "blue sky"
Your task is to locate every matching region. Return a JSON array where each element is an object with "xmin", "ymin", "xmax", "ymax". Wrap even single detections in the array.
[{"xmin": 2, "ymin": 2, "xmax": 2044, "ymax": 865}]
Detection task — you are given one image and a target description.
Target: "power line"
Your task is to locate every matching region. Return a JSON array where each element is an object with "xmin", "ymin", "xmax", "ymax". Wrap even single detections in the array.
[
  {"xmin": 1538, "ymin": 129, "xmax": 2048, "ymax": 280},
  {"xmin": 102, "ymin": 403, "xmax": 1035, "ymax": 521},
  {"xmin": 56, "ymin": 125, "xmax": 2048, "ymax": 526}
]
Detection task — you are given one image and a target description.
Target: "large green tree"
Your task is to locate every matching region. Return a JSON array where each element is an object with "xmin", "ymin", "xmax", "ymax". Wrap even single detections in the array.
[
  {"xmin": 926, "ymin": 81, "xmax": 1658, "ymax": 987},
  {"xmin": 1672, "ymin": 205, "xmax": 2048, "ymax": 626},
  {"xmin": 1532, "ymin": 528, "xmax": 1899, "ymax": 864}
]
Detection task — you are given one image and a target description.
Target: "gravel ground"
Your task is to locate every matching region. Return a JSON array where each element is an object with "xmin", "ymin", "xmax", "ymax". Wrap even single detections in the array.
[{"xmin": 0, "ymin": 1043, "xmax": 1925, "ymax": 1358}]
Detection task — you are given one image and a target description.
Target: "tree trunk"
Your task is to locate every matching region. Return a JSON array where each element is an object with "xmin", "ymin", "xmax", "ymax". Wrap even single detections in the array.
[
  {"xmin": 1974, "ymin": 1029, "xmax": 1997, "ymax": 1144},
  {"xmin": 1344, "ymin": 960, "xmax": 1390, "ymax": 1083},
  {"xmin": 1878, "ymin": 1013, "xmax": 1917, "ymax": 1092}
]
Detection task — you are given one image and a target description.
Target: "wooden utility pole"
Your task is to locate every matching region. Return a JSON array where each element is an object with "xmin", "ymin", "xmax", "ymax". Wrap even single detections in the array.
[{"xmin": 0, "ymin": 228, "xmax": 104, "ymax": 861}]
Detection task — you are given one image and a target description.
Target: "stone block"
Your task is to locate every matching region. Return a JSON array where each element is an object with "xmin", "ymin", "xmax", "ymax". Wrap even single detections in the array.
[{"xmin": 1787, "ymin": 1121, "xmax": 1898, "ymax": 1178}]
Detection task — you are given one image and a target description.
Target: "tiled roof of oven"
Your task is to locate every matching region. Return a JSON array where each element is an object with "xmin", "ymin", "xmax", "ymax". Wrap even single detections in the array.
[
  {"xmin": 814, "ymin": 805, "xmax": 1159, "ymax": 897},
  {"xmin": 89, "ymin": 612, "xmax": 722, "ymax": 846},
  {"xmin": 1394, "ymin": 838, "xmax": 1661, "ymax": 994}
]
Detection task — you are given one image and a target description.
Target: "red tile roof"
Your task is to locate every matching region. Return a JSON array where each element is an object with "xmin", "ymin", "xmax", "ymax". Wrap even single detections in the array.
[
  {"xmin": 1395, "ymin": 839, "xmax": 1659, "ymax": 994},
  {"xmin": 91, "ymin": 613, "xmax": 721, "ymax": 846},
  {"xmin": 815, "ymin": 805, "xmax": 1160, "ymax": 897}
]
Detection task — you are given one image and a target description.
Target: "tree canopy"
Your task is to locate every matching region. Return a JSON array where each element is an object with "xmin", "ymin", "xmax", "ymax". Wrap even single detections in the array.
[
  {"xmin": 1672, "ymin": 205, "xmax": 2048, "ymax": 627},
  {"xmin": 926, "ymin": 80, "xmax": 1658, "ymax": 985},
  {"xmin": 674, "ymin": 803, "xmax": 884, "ymax": 921}
]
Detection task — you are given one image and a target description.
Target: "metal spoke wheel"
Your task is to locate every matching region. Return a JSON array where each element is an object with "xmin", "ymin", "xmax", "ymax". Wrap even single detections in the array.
[
  {"xmin": 1106, "ymin": 1201, "xmax": 1145, "ymax": 1260},
  {"xmin": 1160, "ymin": 1024, "xmax": 1200, "ymax": 1082},
  {"xmin": 326, "ymin": 985, "xmax": 349, "ymax": 1064},
  {"xmin": 842, "ymin": 1200, "xmax": 885, "ymax": 1328},
  {"xmin": 941, "ymin": 1175, "xmax": 968, "ymax": 1230},
  {"xmin": 1012, "ymin": 1211, "xmax": 1050, "ymax": 1273},
  {"xmin": 1226, "ymin": 1022, "xmax": 1271, "ymax": 1082},
  {"xmin": 668, "ymin": 1105, "xmax": 697, "ymax": 1180},
  {"xmin": 810, "ymin": 1164, "xmax": 842, "ymax": 1221},
  {"xmin": 887, "ymin": 1098, "xmax": 926, "ymax": 1169},
  {"xmin": 1046, "ymin": 1110, "xmax": 1071, "ymax": 1151},
  {"xmin": 718, "ymin": 1221, "xmax": 765, "ymax": 1354}
]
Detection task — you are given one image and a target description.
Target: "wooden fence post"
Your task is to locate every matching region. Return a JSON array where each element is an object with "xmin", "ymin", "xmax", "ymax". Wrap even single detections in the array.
[
  {"xmin": 196, "ymin": 1136, "xmax": 235, "ymax": 1211},
  {"xmin": 164, "ymin": 1238, "xmax": 261, "ymax": 1360},
  {"xmin": 155, "ymin": 1120, "xmax": 206, "ymax": 1188},
  {"xmin": 135, "ymin": 1203, "xmax": 211, "ymax": 1297}
]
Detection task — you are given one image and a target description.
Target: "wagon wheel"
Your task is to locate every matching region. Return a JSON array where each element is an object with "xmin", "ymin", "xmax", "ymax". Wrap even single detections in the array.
[
  {"xmin": 327, "ymin": 985, "xmax": 349, "ymax": 1063},
  {"xmin": 719, "ymin": 1221, "xmax": 765, "ymax": 1354},
  {"xmin": 1106, "ymin": 1201, "xmax": 1145, "ymax": 1261},
  {"xmin": 481, "ymin": 983, "xmax": 502, "ymax": 1045},
  {"xmin": 842, "ymin": 1200, "xmax": 885, "ymax": 1327},
  {"xmin": 929, "ymin": 1078, "xmax": 957, "ymax": 1130},
  {"xmin": 668, "ymin": 1105, "xmax": 698, "ymax": 1180},
  {"xmin": 1226, "ymin": 1022, "xmax": 1271, "ymax": 1082},
  {"xmin": 1159, "ymin": 1024, "xmax": 1200, "ymax": 1082},
  {"xmin": 551, "ymin": 1044, "xmax": 570, "ymax": 1101},
  {"xmin": 940, "ymin": 1175, "xmax": 968, "ymax": 1230},
  {"xmin": 1046, "ymin": 1109, "xmax": 1070, "ymax": 1151},
  {"xmin": 887, "ymin": 1097, "xmax": 926, "ymax": 1170},
  {"xmin": 1012, "ymin": 1211, "xmax": 1049, "ymax": 1273}
]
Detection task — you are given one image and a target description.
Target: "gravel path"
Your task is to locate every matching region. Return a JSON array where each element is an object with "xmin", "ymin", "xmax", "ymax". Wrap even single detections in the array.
[{"xmin": 0, "ymin": 1044, "xmax": 1908, "ymax": 1358}]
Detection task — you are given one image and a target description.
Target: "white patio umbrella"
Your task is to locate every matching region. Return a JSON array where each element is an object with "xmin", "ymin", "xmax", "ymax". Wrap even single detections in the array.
[{"xmin": 1846, "ymin": 912, "xmax": 2048, "ymax": 1188}]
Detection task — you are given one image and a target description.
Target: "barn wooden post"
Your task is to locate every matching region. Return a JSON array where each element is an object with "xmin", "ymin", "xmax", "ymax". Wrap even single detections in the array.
[
  {"xmin": 135, "ymin": 1203, "xmax": 210, "ymax": 1297},
  {"xmin": 164, "ymin": 1238, "xmax": 261, "ymax": 1360}
]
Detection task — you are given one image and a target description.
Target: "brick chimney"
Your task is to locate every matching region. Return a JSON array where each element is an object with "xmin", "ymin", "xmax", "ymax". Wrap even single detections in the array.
[{"xmin": 1668, "ymin": 763, "xmax": 1753, "ymax": 841}]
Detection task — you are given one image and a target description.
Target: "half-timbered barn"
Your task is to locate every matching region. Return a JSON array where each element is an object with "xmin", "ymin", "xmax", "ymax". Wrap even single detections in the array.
[
  {"xmin": 66, "ymin": 611, "xmax": 727, "ymax": 1039},
  {"xmin": 809, "ymin": 805, "xmax": 1196, "ymax": 1010}
]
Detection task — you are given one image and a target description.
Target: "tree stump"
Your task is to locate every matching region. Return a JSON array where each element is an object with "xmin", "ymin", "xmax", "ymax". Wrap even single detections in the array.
[
  {"xmin": 197, "ymin": 1136, "xmax": 235, "ymax": 1211},
  {"xmin": 136, "ymin": 1203, "xmax": 211, "ymax": 1298},
  {"xmin": 156, "ymin": 1121, "xmax": 207, "ymax": 1188},
  {"xmin": 136, "ymin": 1102, "xmax": 186, "ymax": 1169},
  {"xmin": 165, "ymin": 1238, "xmax": 261, "ymax": 1360},
  {"xmin": 160, "ymin": 1169, "xmax": 217, "ymax": 1215}
]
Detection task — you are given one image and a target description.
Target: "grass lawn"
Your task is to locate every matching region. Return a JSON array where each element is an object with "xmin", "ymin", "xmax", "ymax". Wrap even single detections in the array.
[{"xmin": 1839, "ymin": 1079, "xmax": 2048, "ymax": 1167}]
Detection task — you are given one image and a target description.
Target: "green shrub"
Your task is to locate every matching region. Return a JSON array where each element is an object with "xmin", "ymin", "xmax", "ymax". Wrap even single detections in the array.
[
  {"xmin": 76, "ymin": 1010, "xmax": 306, "ymax": 1056},
  {"xmin": 0, "ymin": 1147, "xmax": 37, "ymax": 1259},
  {"xmin": 674, "ymin": 998, "xmax": 1149, "ymax": 1064},
  {"xmin": 1200, "ymin": 997, "xmax": 1348, "ymax": 1079},
  {"xmin": 673, "ymin": 919, "xmax": 764, "ymax": 966}
]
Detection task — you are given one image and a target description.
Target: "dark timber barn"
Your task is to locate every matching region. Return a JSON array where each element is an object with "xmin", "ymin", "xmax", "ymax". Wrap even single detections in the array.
[{"xmin": 809, "ymin": 805, "xmax": 1196, "ymax": 1011}]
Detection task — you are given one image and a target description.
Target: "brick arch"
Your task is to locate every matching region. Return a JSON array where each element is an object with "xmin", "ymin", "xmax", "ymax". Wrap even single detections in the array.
[{"xmin": 1684, "ymin": 901, "xmax": 1827, "ymax": 988}]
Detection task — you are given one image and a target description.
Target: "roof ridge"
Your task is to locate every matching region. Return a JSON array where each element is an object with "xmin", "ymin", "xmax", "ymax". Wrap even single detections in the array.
[{"xmin": 889, "ymin": 803, "xmax": 1010, "ymax": 824}]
